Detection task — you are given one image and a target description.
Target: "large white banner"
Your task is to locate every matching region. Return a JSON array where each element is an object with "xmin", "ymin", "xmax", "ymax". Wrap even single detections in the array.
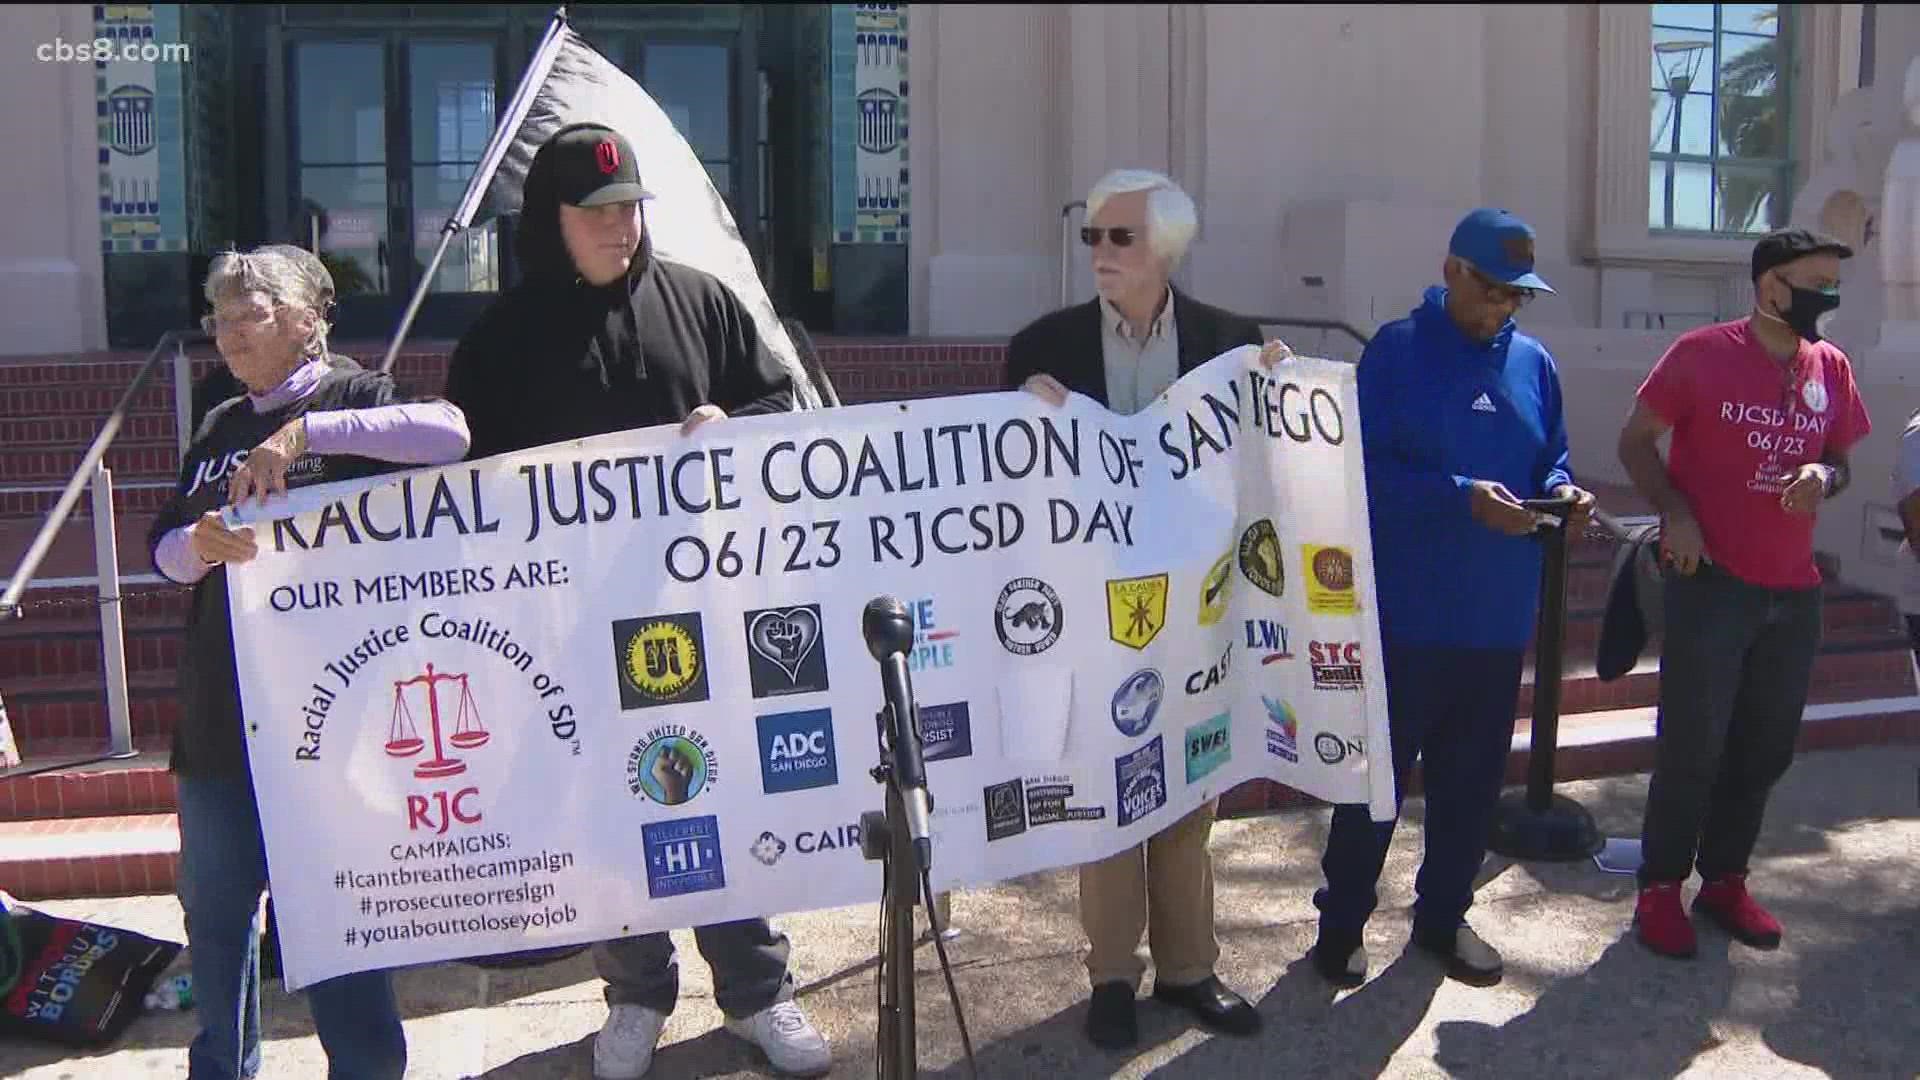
[{"xmin": 226, "ymin": 347, "xmax": 1394, "ymax": 991}]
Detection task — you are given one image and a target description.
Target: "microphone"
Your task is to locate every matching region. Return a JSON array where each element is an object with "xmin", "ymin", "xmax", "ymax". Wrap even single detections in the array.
[{"xmin": 863, "ymin": 595, "xmax": 934, "ymax": 873}]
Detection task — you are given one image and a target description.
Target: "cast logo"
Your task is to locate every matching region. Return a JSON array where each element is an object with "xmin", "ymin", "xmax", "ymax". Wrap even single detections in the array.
[
  {"xmin": 1309, "ymin": 640, "xmax": 1363, "ymax": 692},
  {"xmin": 643, "ymin": 815, "xmax": 726, "ymax": 898},
  {"xmin": 1115, "ymin": 735, "xmax": 1168, "ymax": 827},
  {"xmin": 1237, "ymin": 519, "xmax": 1284, "ymax": 597},
  {"xmin": 1185, "ymin": 642, "xmax": 1234, "ymax": 695},
  {"xmin": 920, "ymin": 702, "xmax": 975, "ymax": 762},
  {"xmin": 626, "ymin": 725, "xmax": 718, "ymax": 806},
  {"xmin": 908, "ymin": 597, "xmax": 959, "ymax": 673},
  {"xmin": 1111, "ymin": 669, "xmax": 1165, "ymax": 737},
  {"xmin": 1106, "ymin": 573, "xmax": 1168, "ymax": 650},
  {"xmin": 1263, "ymin": 696, "xmax": 1299, "ymax": 763},
  {"xmin": 755, "ymin": 709, "xmax": 839, "ymax": 794},
  {"xmin": 1801, "ymin": 377, "xmax": 1829, "ymax": 414},
  {"xmin": 1243, "ymin": 619, "xmax": 1294, "ymax": 664},
  {"xmin": 984, "ymin": 779, "xmax": 1028, "ymax": 841},
  {"xmin": 611, "ymin": 613, "xmax": 710, "ymax": 709},
  {"xmin": 1199, "ymin": 552, "xmax": 1234, "ymax": 626},
  {"xmin": 1185, "ymin": 712, "xmax": 1232, "ymax": 784},
  {"xmin": 995, "ymin": 577, "xmax": 1063, "ymax": 656},
  {"xmin": 1303, "ymin": 545, "xmax": 1357, "ymax": 615},
  {"xmin": 1315, "ymin": 732, "xmax": 1365, "ymax": 765},
  {"xmin": 744, "ymin": 605, "xmax": 829, "ymax": 698}
]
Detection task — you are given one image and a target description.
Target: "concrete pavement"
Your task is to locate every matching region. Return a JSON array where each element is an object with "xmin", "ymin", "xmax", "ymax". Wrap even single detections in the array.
[{"xmin": 6, "ymin": 744, "xmax": 1916, "ymax": 1079}]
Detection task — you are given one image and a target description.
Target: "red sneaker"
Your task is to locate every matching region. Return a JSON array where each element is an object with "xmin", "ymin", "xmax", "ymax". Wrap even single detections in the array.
[
  {"xmin": 1634, "ymin": 880, "xmax": 1697, "ymax": 959},
  {"xmin": 1694, "ymin": 873, "xmax": 1783, "ymax": 949}
]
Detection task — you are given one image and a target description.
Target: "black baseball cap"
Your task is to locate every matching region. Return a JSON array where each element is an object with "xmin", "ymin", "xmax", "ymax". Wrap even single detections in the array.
[
  {"xmin": 1751, "ymin": 228, "xmax": 1852, "ymax": 283},
  {"xmin": 536, "ymin": 122, "xmax": 654, "ymax": 207}
]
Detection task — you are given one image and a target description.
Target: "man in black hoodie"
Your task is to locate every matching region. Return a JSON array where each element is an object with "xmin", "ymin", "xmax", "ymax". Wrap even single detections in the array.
[{"xmin": 443, "ymin": 123, "xmax": 828, "ymax": 1080}]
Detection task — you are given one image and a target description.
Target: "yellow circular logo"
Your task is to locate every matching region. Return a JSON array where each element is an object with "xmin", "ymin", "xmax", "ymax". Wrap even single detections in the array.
[{"xmin": 623, "ymin": 620, "xmax": 701, "ymax": 700}]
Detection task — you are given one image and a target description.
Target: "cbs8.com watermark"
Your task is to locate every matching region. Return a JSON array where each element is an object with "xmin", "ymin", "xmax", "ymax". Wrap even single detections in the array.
[{"xmin": 37, "ymin": 37, "xmax": 191, "ymax": 64}]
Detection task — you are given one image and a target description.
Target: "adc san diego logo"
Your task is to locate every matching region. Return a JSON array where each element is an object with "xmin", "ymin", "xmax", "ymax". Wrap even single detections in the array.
[
  {"xmin": 611, "ymin": 613, "xmax": 710, "ymax": 709},
  {"xmin": 1106, "ymin": 573, "xmax": 1168, "ymax": 650},
  {"xmin": 996, "ymin": 577, "xmax": 1063, "ymax": 656}
]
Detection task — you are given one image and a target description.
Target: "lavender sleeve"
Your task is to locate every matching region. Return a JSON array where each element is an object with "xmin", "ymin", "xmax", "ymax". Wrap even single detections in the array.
[
  {"xmin": 155, "ymin": 525, "xmax": 213, "ymax": 585},
  {"xmin": 303, "ymin": 401, "xmax": 471, "ymax": 464}
]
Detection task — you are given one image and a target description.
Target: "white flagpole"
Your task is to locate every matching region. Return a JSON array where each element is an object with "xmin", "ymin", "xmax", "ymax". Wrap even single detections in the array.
[{"xmin": 378, "ymin": 7, "xmax": 572, "ymax": 375}]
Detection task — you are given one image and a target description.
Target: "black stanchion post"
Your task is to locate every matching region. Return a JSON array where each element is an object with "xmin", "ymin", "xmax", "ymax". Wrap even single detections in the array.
[{"xmin": 1488, "ymin": 500, "xmax": 1603, "ymax": 861}]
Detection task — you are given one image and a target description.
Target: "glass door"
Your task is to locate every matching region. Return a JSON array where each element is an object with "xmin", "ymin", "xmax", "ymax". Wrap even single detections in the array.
[{"xmin": 289, "ymin": 34, "xmax": 500, "ymax": 343}]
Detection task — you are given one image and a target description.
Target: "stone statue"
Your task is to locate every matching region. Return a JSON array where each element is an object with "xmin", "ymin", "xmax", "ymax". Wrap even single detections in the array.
[{"xmin": 1881, "ymin": 57, "xmax": 1920, "ymax": 329}]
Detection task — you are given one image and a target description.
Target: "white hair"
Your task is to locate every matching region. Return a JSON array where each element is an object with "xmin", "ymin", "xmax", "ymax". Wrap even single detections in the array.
[
  {"xmin": 204, "ymin": 244, "xmax": 336, "ymax": 358},
  {"xmin": 1086, "ymin": 169, "xmax": 1198, "ymax": 265}
]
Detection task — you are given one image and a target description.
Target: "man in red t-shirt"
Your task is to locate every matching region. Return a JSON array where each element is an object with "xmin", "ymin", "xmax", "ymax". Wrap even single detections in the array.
[{"xmin": 1616, "ymin": 229, "xmax": 1871, "ymax": 960}]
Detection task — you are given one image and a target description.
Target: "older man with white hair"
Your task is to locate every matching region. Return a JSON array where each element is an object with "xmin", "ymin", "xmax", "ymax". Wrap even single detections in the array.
[{"xmin": 1007, "ymin": 168, "xmax": 1265, "ymax": 1050}]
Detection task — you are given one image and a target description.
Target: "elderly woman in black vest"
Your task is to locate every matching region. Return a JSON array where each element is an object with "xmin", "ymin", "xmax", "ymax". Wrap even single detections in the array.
[{"xmin": 148, "ymin": 244, "xmax": 470, "ymax": 1080}]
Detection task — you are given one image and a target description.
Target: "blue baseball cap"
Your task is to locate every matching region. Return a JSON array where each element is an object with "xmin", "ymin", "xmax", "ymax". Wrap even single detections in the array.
[{"xmin": 1449, "ymin": 208, "xmax": 1554, "ymax": 294}]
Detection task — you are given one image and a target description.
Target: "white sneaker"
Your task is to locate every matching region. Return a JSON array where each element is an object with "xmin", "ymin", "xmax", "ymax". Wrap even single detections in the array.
[
  {"xmin": 723, "ymin": 999, "xmax": 833, "ymax": 1076},
  {"xmin": 594, "ymin": 1003, "xmax": 669, "ymax": 1080}
]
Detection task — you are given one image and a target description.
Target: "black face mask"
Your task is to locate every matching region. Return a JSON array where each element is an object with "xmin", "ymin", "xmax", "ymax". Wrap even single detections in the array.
[{"xmin": 1770, "ymin": 284, "xmax": 1841, "ymax": 343}]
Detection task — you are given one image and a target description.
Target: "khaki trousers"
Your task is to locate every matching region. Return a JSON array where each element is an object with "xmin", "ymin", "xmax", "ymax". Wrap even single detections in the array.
[{"xmin": 1077, "ymin": 798, "xmax": 1221, "ymax": 991}]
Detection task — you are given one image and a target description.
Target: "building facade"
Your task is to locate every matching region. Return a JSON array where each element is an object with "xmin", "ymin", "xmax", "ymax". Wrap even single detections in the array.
[{"xmin": 0, "ymin": 2, "xmax": 1896, "ymax": 354}]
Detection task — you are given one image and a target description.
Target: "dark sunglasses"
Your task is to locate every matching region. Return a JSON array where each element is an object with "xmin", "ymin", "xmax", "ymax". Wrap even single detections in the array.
[
  {"xmin": 1080, "ymin": 226, "xmax": 1137, "ymax": 248},
  {"xmin": 1464, "ymin": 263, "xmax": 1535, "ymax": 308}
]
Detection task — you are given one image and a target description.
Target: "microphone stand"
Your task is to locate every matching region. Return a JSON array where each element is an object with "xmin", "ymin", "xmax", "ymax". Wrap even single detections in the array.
[{"xmin": 859, "ymin": 597, "xmax": 977, "ymax": 1080}]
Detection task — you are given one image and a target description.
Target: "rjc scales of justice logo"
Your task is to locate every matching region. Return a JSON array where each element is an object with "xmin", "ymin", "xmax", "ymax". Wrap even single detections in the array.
[{"xmin": 381, "ymin": 662, "xmax": 491, "ymax": 836}]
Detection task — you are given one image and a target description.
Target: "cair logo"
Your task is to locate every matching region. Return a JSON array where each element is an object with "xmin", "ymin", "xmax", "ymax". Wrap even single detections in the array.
[
  {"xmin": 755, "ymin": 709, "xmax": 840, "ymax": 794},
  {"xmin": 1308, "ymin": 640, "xmax": 1363, "ymax": 692},
  {"xmin": 907, "ymin": 597, "xmax": 960, "ymax": 673},
  {"xmin": 1111, "ymin": 669, "xmax": 1164, "ymax": 737},
  {"xmin": 1303, "ymin": 545, "xmax": 1356, "ymax": 615},
  {"xmin": 920, "ymin": 702, "xmax": 975, "ymax": 762},
  {"xmin": 1185, "ymin": 642, "xmax": 1234, "ymax": 696},
  {"xmin": 643, "ymin": 815, "xmax": 726, "ymax": 898},
  {"xmin": 1185, "ymin": 712, "xmax": 1232, "ymax": 784},
  {"xmin": 1243, "ymin": 619, "xmax": 1294, "ymax": 664},
  {"xmin": 1198, "ymin": 552, "xmax": 1234, "ymax": 626},
  {"xmin": 1106, "ymin": 573, "xmax": 1168, "ymax": 649},
  {"xmin": 744, "ymin": 605, "xmax": 830, "ymax": 699},
  {"xmin": 1238, "ymin": 519, "xmax": 1284, "ymax": 597},
  {"xmin": 750, "ymin": 824, "xmax": 863, "ymax": 866},
  {"xmin": 626, "ymin": 725, "xmax": 718, "ymax": 806},
  {"xmin": 612, "ymin": 613, "xmax": 710, "ymax": 709},
  {"xmin": 995, "ymin": 577, "xmax": 1064, "ymax": 656},
  {"xmin": 1263, "ymin": 696, "xmax": 1299, "ymax": 763}
]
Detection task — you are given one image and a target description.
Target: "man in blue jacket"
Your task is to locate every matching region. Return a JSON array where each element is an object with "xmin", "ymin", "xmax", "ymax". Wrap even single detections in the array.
[{"xmin": 1307, "ymin": 208, "xmax": 1595, "ymax": 988}]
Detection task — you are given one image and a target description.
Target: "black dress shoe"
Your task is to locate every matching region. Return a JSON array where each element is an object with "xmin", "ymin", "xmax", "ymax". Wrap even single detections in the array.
[
  {"xmin": 1310, "ymin": 934, "xmax": 1368, "ymax": 989},
  {"xmin": 1150, "ymin": 975, "xmax": 1261, "ymax": 1036},
  {"xmin": 1085, "ymin": 981, "xmax": 1139, "ymax": 1049},
  {"xmin": 1413, "ymin": 923, "xmax": 1503, "ymax": 986}
]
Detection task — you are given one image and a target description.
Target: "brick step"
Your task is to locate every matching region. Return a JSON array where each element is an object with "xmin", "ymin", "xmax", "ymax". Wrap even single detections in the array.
[
  {"xmin": 2, "ymin": 672, "xmax": 181, "ymax": 744},
  {"xmin": 1, "ymin": 583, "xmax": 192, "ymax": 621},
  {"xmin": 0, "ymin": 480, "xmax": 176, "ymax": 522},
  {"xmin": 0, "ymin": 384, "xmax": 178, "ymax": 422},
  {"xmin": 0, "ymin": 441, "xmax": 181, "ymax": 484},
  {"xmin": 0, "ymin": 742, "xmax": 175, "ymax": 822},
  {"xmin": 0, "ymin": 811, "xmax": 180, "ymax": 900},
  {"xmin": 0, "ymin": 619, "xmax": 186, "ymax": 681},
  {"xmin": 0, "ymin": 511, "xmax": 165, "ymax": 583},
  {"xmin": 1514, "ymin": 645, "xmax": 1917, "ymax": 717},
  {"xmin": 0, "ymin": 411, "xmax": 181, "ymax": 450}
]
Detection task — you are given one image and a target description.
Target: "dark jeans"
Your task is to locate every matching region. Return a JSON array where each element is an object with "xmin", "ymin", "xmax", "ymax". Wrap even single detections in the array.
[
  {"xmin": 1315, "ymin": 643, "xmax": 1525, "ymax": 942},
  {"xmin": 175, "ymin": 771, "xmax": 406, "ymax": 1080},
  {"xmin": 1638, "ymin": 564, "xmax": 1822, "ymax": 885},
  {"xmin": 593, "ymin": 920, "xmax": 795, "ymax": 1019}
]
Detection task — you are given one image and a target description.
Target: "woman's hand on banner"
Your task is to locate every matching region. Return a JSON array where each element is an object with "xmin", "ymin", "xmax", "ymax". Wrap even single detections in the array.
[
  {"xmin": 1021, "ymin": 374, "xmax": 1070, "ymax": 408},
  {"xmin": 682, "ymin": 404, "xmax": 728, "ymax": 435},
  {"xmin": 1257, "ymin": 338, "xmax": 1296, "ymax": 370},
  {"xmin": 230, "ymin": 419, "xmax": 308, "ymax": 507},
  {"xmin": 189, "ymin": 509, "xmax": 258, "ymax": 566}
]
